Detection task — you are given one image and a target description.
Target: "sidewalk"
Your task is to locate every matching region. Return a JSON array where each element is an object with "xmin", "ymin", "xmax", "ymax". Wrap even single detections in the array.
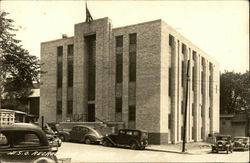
[{"xmin": 147, "ymin": 142, "xmax": 211, "ymax": 155}]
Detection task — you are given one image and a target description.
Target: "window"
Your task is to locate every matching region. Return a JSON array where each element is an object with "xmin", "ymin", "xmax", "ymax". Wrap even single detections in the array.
[
  {"xmin": 181, "ymin": 101, "xmax": 184, "ymax": 115},
  {"xmin": 119, "ymin": 130, "xmax": 125, "ymax": 134},
  {"xmin": 57, "ymin": 101, "xmax": 62, "ymax": 115},
  {"xmin": 0, "ymin": 133, "xmax": 9, "ymax": 148},
  {"xmin": 181, "ymin": 126, "xmax": 184, "ymax": 140},
  {"xmin": 13, "ymin": 131, "xmax": 40, "ymax": 147},
  {"xmin": 115, "ymin": 97, "xmax": 122, "ymax": 113},
  {"xmin": 129, "ymin": 106, "xmax": 136, "ymax": 121},
  {"xmin": 67, "ymin": 100, "xmax": 73, "ymax": 115},
  {"xmin": 129, "ymin": 33, "xmax": 137, "ymax": 45},
  {"xmin": 57, "ymin": 46, "xmax": 63, "ymax": 88},
  {"xmin": 67, "ymin": 44, "xmax": 73, "ymax": 56},
  {"xmin": 168, "ymin": 68, "xmax": 172, "ymax": 96},
  {"xmin": 169, "ymin": 34, "xmax": 174, "ymax": 46},
  {"xmin": 67, "ymin": 45, "xmax": 74, "ymax": 87},
  {"xmin": 116, "ymin": 53, "xmax": 123, "ymax": 83},
  {"xmin": 192, "ymin": 103, "xmax": 195, "ymax": 116},
  {"xmin": 80, "ymin": 127, "xmax": 88, "ymax": 133},
  {"xmin": 181, "ymin": 61, "xmax": 184, "ymax": 87},
  {"xmin": 192, "ymin": 67, "xmax": 195, "ymax": 90},
  {"xmin": 222, "ymin": 120, "xmax": 226, "ymax": 125},
  {"xmin": 209, "ymin": 107, "xmax": 211, "ymax": 118},
  {"xmin": 201, "ymin": 57, "xmax": 205, "ymax": 66},
  {"xmin": 192, "ymin": 127, "xmax": 195, "ymax": 140},
  {"xmin": 168, "ymin": 114, "xmax": 171, "ymax": 129},
  {"xmin": 67, "ymin": 60, "xmax": 73, "ymax": 87},
  {"xmin": 182, "ymin": 43, "xmax": 186, "ymax": 54},
  {"xmin": 116, "ymin": 36, "xmax": 123, "ymax": 47},
  {"xmin": 133, "ymin": 131, "xmax": 139, "ymax": 136},
  {"xmin": 201, "ymin": 71, "xmax": 204, "ymax": 94},
  {"xmin": 57, "ymin": 46, "xmax": 63, "ymax": 57},
  {"xmin": 126, "ymin": 131, "xmax": 133, "ymax": 135},
  {"xmin": 129, "ymin": 52, "xmax": 136, "ymax": 82},
  {"xmin": 192, "ymin": 51, "xmax": 196, "ymax": 61}
]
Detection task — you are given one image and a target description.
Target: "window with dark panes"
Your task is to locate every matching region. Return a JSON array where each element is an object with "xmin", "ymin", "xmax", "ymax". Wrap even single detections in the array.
[
  {"xmin": 116, "ymin": 36, "xmax": 123, "ymax": 47},
  {"xmin": 126, "ymin": 131, "xmax": 133, "ymax": 135},
  {"xmin": 168, "ymin": 114, "xmax": 171, "ymax": 129},
  {"xmin": 129, "ymin": 52, "xmax": 136, "ymax": 82},
  {"xmin": 129, "ymin": 33, "xmax": 137, "ymax": 45},
  {"xmin": 192, "ymin": 66, "xmax": 195, "ymax": 90},
  {"xmin": 115, "ymin": 97, "xmax": 122, "ymax": 113},
  {"xmin": 67, "ymin": 100, "xmax": 73, "ymax": 115},
  {"xmin": 67, "ymin": 44, "xmax": 73, "ymax": 56},
  {"xmin": 57, "ymin": 46, "xmax": 63, "ymax": 88},
  {"xmin": 192, "ymin": 51, "xmax": 196, "ymax": 61},
  {"xmin": 181, "ymin": 101, "xmax": 184, "ymax": 115},
  {"xmin": 182, "ymin": 43, "xmax": 186, "ymax": 54},
  {"xmin": 201, "ymin": 71, "xmax": 204, "ymax": 94},
  {"xmin": 67, "ymin": 44, "xmax": 74, "ymax": 87},
  {"xmin": 129, "ymin": 106, "xmax": 136, "ymax": 121},
  {"xmin": 192, "ymin": 103, "xmax": 195, "ymax": 116},
  {"xmin": 168, "ymin": 68, "xmax": 172, "ymax": 96},
  {"xmin": 181, "ymin": 61, "xmax": 184, "ymax": 87},
  {"xmin": 13, "ymin": 131, "xmax": 40, "ymax": 147},
  {"xmin": 57, "ymin": 101, "xmax": 62, "ymax": 114},
  {"xmin": 116, "ymin": 53, "xmax": 123, "ymax": 83},
  {"xmin": 169, "ymin": 34, "xmax": 174, "ymax": 46}
]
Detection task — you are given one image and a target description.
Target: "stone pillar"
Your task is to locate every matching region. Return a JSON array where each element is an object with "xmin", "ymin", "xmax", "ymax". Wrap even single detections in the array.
[
  {"xmin": 170, "ymin": 39, "xmax": 178, "ymax": 143},
  {"xmin": 122, "ymin": 34, "xmax": 129, "ymax": 128},
  {"xmin": 201, "ymin": 58, "xmax": 208, "ymax": 140},
  {"xmin": 193, "ymin": 53, "xmax": 199, "ymax": 142},
  {"xmin": 62, "ymin": 45, "xmax": 68, "ymax": 121}
]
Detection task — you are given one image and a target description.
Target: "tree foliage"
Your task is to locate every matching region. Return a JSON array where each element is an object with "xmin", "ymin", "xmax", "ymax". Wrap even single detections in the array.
[
  {"xmin": 0, "ymin": 11, "xmax": 41, "ymax": 109},
  {"xmin": 220, "ymin": 70, "xmax": 249, "ymax": 114}
]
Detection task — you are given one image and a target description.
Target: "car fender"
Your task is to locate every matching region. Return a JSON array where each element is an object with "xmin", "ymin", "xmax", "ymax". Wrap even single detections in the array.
[
  {"xmin": 83, "ymin": 134, "xmax": 97, "ymax": 142},
  {"xmin": 129, "ymin": 139, "xmax": 140, "ymax": 146},
  {"xmin": 103, "ymin": 136, "xmax": 116, "ymax": 146}
]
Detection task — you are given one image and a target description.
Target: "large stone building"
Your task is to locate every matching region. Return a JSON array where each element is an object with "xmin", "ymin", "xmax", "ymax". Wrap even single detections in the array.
[{"xmin": 40, "ymin": 17, "xmax": 220, "ymax": 144}]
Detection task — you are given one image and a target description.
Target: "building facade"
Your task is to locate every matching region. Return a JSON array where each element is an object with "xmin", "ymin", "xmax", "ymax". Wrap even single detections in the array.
[{"xmin": 40, "ymin": 17, "xmax": 220, "ymax": 144}]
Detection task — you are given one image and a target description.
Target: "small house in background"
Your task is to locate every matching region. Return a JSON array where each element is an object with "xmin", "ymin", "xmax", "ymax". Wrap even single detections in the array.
[
  {"xmin": 27, "ymin": 88, "xmax": 40, "ymax": 117},
  {"xmin": 220, "ymin": 113, "xmax": 249, "ymax": 137}
]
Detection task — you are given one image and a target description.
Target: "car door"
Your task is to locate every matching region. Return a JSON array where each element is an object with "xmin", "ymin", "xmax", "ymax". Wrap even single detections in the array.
[
  {"xmin": 70, "ymin": 126, "xmax": 79, "ymax": 140},
  {"xmin": 79, "ymin": 127, "xmax": 89, "ymax": 141}
]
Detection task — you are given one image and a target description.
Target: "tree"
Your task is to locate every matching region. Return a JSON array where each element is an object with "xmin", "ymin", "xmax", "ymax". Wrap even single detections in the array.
[
  {"xmin": 220, "ymin": 70, "xmax": 249, "ymax": 114},
  {"xmin": 0, "ymin": 11, "xmax": 41, "ymax": 111}
]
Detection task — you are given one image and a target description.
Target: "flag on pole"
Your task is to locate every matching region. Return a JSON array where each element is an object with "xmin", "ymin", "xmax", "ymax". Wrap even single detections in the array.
[{"xmin": 85, "ymin": 1, "xmax": 93, "ymax": 23}]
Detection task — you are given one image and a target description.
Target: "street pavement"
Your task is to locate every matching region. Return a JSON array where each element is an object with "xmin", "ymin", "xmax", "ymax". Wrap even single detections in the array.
[{"xmin": 56, "ymin": 142, "xmax": 249, "ymax": 162}]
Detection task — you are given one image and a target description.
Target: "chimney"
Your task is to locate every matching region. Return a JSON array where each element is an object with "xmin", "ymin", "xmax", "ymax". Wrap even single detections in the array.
[{"xmin": 62, "ymin": 34, "xmax": 68, "ymax": 38}]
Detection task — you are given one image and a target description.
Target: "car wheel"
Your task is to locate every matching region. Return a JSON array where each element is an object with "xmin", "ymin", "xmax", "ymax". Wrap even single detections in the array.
[
  {"xmin": 58, "ymin": 135, "xmax": 65, "ymax": 142},
  {"xmin": 85, "ymin": 138, "xmax": 92, "ymax": 144},
  {"xmin": 103, "ymin": 139, "xmax": 111, "ymax": 147},
  {"xmin": 140, "ymin": 146, "xmax": 145, "ymax": 150},
  {"xmin": 130, "ymin": 142, "xmax": 138, "ymax": 150}
]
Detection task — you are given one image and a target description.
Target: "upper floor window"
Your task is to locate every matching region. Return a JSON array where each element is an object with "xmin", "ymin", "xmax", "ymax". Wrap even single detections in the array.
[
  {"xmin": 116, "ymin": 36, "xmax": 123, "ymax": 47},
  {"xmin": 129, "ymin": 33, "xmax": 137, "ymax": 45}
]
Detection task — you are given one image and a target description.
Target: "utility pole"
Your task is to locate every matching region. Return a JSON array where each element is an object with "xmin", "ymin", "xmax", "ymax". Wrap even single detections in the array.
[{"xmin": 182, "ymin": 60, "xmax": 190, "ymax": 152}]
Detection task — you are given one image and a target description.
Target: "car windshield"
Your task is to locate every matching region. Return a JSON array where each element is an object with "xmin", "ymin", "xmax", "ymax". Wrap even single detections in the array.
[
  {"xmin": 216, "ymin": 136, "xmax": 230, "ymax": 141},
  {"xmin": 141, "ymin": 132, "xmax": 148, "ymax": 138},
  {"xmin": 234, "ymin": 138, "xmax": 244, "ymax": 141}
]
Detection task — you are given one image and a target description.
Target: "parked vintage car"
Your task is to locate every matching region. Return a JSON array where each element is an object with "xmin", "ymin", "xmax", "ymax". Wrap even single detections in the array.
[
  {"xmin": 0, "ymin": 123, "xmax": 58, "ymax": 163},
  {"xmin": 233, "ymin": 137, "xmax": 249, "ymax": 151},
  {"xmin": 102, "ymin": 129, "xmax": 148, "ymax": 150},
  {"xmin": 69, "ymin": 125, "xmax": 103, "ymax": 144},
  {"xmin": 211, "ymin": 135, "xmax": 233, "ymax": 154},
  {"xmin": 47, "ymin": 123, "xmax": 70, "ymax": 142},
  {"xmin": 43, "ymin": 124, "xmax": 62, "ymax": 150}
]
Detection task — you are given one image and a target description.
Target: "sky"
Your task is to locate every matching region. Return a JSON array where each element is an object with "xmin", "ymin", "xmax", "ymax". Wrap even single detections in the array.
[{"xmin": 1, "ymin": 0, "xmax": 249, "ymax": 73}]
